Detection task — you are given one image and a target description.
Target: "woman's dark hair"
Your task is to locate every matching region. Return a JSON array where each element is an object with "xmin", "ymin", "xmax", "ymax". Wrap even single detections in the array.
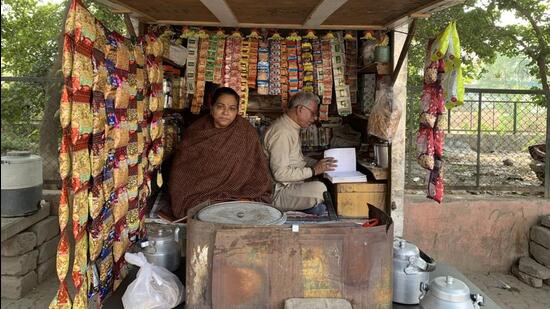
[{"xmin": 211, "ymin": 87, "xmax": 240, "ymax": 106}]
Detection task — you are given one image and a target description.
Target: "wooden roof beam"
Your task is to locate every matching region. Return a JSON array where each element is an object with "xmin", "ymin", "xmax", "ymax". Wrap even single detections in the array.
[
  {"xmin": 303, "ymin": 0, "xmax": 348, "ymax": 28},
  {"xmin": 199, "ymin": 0, "xmax": 239, "ymax": 27}
]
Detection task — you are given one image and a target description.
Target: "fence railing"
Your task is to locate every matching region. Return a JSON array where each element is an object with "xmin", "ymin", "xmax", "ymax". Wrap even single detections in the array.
[{"xmin": 406, "ymin": 87, "xmax": 546, "ymax": 191}]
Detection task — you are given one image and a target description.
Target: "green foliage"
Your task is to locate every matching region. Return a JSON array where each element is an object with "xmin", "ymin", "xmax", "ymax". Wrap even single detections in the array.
[
  {"xmin": 1, "ymin": 0, "xmax": 63, "ymax": 76},
  {"xmin": 1, "ymin": 0, "xmax": 126, "ymax": 154},
  {"xmin": 408, "ymin": 0, "xmax": 549, "ymax": 91}
]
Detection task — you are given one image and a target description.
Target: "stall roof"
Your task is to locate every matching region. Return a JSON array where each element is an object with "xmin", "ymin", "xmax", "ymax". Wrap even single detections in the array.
[{"xmin": 97, "ymin": 0, "xmax": 464, "ymax": 30}]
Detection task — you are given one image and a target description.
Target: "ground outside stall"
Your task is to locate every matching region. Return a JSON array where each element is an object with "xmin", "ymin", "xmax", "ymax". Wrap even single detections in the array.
[{"xmin": 2, "ymin": 194, "xmax": 550, "ymax": 309}]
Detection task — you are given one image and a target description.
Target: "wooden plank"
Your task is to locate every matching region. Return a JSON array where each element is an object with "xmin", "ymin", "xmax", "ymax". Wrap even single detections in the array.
[
  {"xmin": 1, "ymin": 202, "xmax": 50, "ymax": 242},
  {"xmin": 200, "ymin": 0, "xmax": 239, "ymax": 26},
  {"xmin": 302, "ymin": 0, "xmax": 348, "ymax": 28},
  {"xmin": 336, "ymin": 183, "xmax": 386, "ymax": 193},
  {"xmin": 225, "ymin": 0, "xmax": 319, "ymax": 25}
]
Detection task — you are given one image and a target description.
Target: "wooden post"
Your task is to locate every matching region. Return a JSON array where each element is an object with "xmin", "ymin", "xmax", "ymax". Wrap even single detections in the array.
[{"xmin": 391, "ymin": 19, "xmax": 417, "ymax": 87}]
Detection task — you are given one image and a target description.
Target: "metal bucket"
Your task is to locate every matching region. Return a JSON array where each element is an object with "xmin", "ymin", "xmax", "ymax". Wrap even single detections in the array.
[{"xmin": 374, "ymin": 142, "xmax": 389, "ymax": 168}]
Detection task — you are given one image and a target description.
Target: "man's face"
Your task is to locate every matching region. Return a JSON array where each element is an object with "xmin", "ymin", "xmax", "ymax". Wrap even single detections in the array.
[{"xmin": 296, "ymin": 102, "xmax": 318, "ymax": 128}]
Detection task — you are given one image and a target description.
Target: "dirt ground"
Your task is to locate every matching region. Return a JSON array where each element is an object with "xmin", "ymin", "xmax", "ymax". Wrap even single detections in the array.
[
  {"xmin": 2, "ymin": 270, "xmax": 550, "ymax": 309},
  {"xmin": 407, "ymin": 150, "xmax": 544, "ymax": 189}
]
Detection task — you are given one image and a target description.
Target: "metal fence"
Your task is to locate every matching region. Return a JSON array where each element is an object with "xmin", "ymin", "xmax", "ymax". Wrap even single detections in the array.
[
  {"xmin": 1, "ymin": 77, "xmax": 61, "ymax": 188},
  {"xmin": 406, "ymin": 87, "xmax": 547, "ymax": 191}
]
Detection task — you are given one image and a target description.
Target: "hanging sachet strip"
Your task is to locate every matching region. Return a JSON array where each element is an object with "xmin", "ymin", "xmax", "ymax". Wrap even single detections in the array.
[
  {"xmin": 312, "ymin": 38, "xmax": 323, "ymax": 97},
  {"xmin": 344, "ymin": 32, "xmax": 358, "ymax": 109},
  {"xmin": 331, "ymin": 32, "xmax": 352, "ymax": 116},
  {"xmin": 247, "ymin": 30, "xmax": 260, "ymax": 89},
  {"xmin": 256, "ymin": 39, "xmax": 270, "ymax": 95},
  {"xmin": 280, "ymin": 41, "xmax": 289, "ymax": 110},
  {"xmin": 286, "ymin": 37, "xmax": 299, "ymax": 96},
  {"xmin": 301, "ymin": 39, "xmax": 314, "ymax": 93},
  {"xmin": 191, "ymin": 33, "xmax": 209, "ymax": 114},
  {"xmin": 268, "ymin": 35, "xmax": 281, "ymax": 95},
  {"xmin": 213, "ymin": 31, "xmax": 226, "ymax": 85},
  {"xmin": 239, "ymin": 39, "xmax": 251, "ymax": 115},
  {"xmin": 186, "ymin": 36, "xmax": 199, "ymax": 94}
]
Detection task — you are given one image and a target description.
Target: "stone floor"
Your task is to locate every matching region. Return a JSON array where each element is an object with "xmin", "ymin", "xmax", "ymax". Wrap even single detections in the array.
[
  {"xmin": 2, "ymin": 270, "xmax": 550, "ymax": 309},
  {"xmin": 464, "ymin": 271, "xmax": 550, "ymax": 309}
]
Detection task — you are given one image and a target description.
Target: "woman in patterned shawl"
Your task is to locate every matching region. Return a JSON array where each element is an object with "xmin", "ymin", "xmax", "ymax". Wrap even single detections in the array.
[{"xmin": 168, "ymin": 87, "xmax": 272, "ymax": 218}]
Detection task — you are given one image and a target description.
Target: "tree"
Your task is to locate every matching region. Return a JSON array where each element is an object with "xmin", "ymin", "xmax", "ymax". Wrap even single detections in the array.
[{"xmin": 1, "ymin": 0, "xmax": 126, "ymax": 186}]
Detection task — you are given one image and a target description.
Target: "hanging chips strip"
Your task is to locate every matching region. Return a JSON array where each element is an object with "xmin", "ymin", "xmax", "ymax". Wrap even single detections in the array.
[
  {"xmin": 280, "ymin": 41, "xmax": 289, "ymax": 110},
  {"xmin": 191, "ymin": 36, "xmax": 209, "ymax": 114},
  {"xmin": 312, "ymin": 38, "xmax": 323, "ymax": 97},
  {"xmin": 286, "ymin": 38, "xmax": 299, "ymax": 96},
  {"xmin": 301, "ymin": 39, "xmax": 314, "ymax": 93},
  {"xmin": 256, "ymin": 39, "xmax": 270, "ymax": 95},
  {"xmin": 331, "ymin": 33, "xmax": 352, "ymax": 116},
  {"xmin": 229, "ymin": 34, "xmax": 243, "ymax": 96},
  {"xmin": 186, "ymin": 37, "xmax": 199, "ymax": 94},
  {"xmin": 344, "ymin": 35, "xmax": 358, "ymax": 109},
  {"xmin": 223, "ymin": 36, "xmax": 233, "ymax": 87},
  {"xmin": 205, "ymin": 35, "xmax": 217, "ymax": 82},
  {"xmin": 268, "ymin": 38, "xmax": 281, "ymax": 95},
  {"xmin": 247, "ymin": 32, "xmax": 259, "ymax": 88},
  {"xmin": 213, "ymin": 32, "xmax": 226, "ymax": 84},
  {"xmin": 239, "ymin": 39, "xmax": 251, "ymax": 115}
]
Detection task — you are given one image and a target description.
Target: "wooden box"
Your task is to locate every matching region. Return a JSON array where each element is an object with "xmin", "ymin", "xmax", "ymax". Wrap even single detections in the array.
[{"xmin": 333, "ymin": 183, "xmax": 387, "ymax": 218}]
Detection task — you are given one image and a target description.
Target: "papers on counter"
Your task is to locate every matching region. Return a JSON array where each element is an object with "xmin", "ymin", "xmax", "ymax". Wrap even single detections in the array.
[{"xmin": 323, "ymin": 148, "xmax": 367, "ymax": 183}]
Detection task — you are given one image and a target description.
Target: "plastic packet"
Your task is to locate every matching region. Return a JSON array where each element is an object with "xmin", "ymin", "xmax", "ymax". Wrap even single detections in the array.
[{"xmin": 122, "ymin": 252, "xmax": 184, "ymax": 309}]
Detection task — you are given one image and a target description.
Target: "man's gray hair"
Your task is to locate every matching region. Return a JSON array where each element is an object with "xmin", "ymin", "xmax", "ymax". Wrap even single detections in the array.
[{"xmin": 287, "ymin": 92, "xmax": 320, "ymax": 109}]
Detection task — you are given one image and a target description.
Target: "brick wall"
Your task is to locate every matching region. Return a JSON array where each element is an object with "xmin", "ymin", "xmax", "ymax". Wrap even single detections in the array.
[{"xmin": 1, "ymin": 214, "xmax": 59, "ymax": 299}]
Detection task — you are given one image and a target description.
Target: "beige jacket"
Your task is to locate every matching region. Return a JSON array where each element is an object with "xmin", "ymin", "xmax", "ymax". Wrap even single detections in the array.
[{"xmin": 263, "ymin": 114, "xmax": 316, "ymax": 192}]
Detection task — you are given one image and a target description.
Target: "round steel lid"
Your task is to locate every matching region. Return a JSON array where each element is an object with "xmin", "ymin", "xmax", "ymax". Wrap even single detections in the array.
[
  {"xmin": 147, "ymin": 223, "xmax": 175, "ymax": 241},
  {"xmin": 393, "ymin": 238, "xmax": 420, "ymax": 258},
  {"xmin": 429, "ymin": 276, "xmax": 471, "ymax": 303},
  {"xmin": 197, "ymin": 201, "xmax": 286, "ymax": 225}
]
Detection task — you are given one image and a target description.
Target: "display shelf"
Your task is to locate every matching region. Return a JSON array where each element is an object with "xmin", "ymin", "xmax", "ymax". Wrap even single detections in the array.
[{"xmin": 358, "ymin": 62, "xmax": 391, "ymax": 75}]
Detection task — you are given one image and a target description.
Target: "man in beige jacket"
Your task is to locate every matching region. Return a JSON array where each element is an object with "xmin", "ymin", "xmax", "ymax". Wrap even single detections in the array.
[{"xmin": 263, "ymin": 92, "xmax": 337, "ymax": 214}]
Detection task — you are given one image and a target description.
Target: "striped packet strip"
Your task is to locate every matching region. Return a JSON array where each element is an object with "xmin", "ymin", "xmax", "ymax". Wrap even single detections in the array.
[{"xmin": 256, "ymin": 39, "xmax": 270, "ymax": 95}]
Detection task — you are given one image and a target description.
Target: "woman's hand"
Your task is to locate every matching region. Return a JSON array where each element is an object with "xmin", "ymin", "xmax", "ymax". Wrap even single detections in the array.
[{"xmin": 313, "ymin": 157, "xmax": 338, "ymax": 175}]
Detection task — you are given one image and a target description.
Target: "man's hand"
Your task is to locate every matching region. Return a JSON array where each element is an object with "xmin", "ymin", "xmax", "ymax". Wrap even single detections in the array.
[{"xmin": 313, "ymin": 157, "xmax": 338, "ymax": 175}]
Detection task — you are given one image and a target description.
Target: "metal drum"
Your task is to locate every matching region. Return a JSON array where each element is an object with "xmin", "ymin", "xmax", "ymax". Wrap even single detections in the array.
[
  {"xmin": 1, "ymin": 151, "xmax": 43, "ymax": 217},
  {"xmin": 197, "ymin": 201, "xmax": 287, "ymax": 225}
]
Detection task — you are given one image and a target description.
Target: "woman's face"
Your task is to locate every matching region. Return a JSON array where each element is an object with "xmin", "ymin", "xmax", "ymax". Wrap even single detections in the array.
[{"xmin": 211, "ymin": 93, "xmax": 239, "ymax": 128}]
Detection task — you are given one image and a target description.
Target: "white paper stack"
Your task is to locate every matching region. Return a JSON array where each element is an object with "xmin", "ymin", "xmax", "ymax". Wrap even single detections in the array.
[{"xmin": 323, "ymin": 148, "xmax": 367, "ymax": 183}]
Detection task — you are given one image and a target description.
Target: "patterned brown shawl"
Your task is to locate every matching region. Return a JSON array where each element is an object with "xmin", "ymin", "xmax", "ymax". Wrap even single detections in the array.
[{"xmin": 168, "ymin": 115, "xmax": 272, "ymax": 218}]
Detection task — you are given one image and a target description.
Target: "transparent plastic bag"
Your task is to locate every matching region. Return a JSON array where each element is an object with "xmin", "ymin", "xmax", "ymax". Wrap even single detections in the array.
[
  {"xmin": 122, "ymin": 252, "xmax": 184, "ymax": 309},
  {"xmin": 367, "ymin": 78, "xmax": 402, "ymax": 141}
]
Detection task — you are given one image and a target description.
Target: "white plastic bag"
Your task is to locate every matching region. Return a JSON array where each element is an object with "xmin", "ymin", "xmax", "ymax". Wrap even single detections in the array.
[{"xmin": 122, "ymin": 252, "xmax": 184, "ymax": 309}]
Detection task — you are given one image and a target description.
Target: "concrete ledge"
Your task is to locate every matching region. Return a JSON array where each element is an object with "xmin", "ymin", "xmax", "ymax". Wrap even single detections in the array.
[
  {"xmin": 404, "ymin": 195, "xmax": 550, "ymax": 272},
  {"xmin": 1, "ymin": 202, "xmax": 50, "ymax": 242}
]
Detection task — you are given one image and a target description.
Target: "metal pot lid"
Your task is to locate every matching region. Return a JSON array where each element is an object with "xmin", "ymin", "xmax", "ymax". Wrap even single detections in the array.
[
  {"xmin": 429, "ymin": 276, "xmax": 471, "ymax": 303},
  {"xmin": 197, "ymin": 201, "xmax": 286, "ymax": 225},
  {"xmin": 393, "ymin": 238, "xmax": 420, "ymax": 258},
  {"xmin": 1, "ymin": 151, "xmax": 41, "ymax": 164},
  {"xmin": 147, "ymin": 223, "xmax": 175, "ymax": 241}
]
